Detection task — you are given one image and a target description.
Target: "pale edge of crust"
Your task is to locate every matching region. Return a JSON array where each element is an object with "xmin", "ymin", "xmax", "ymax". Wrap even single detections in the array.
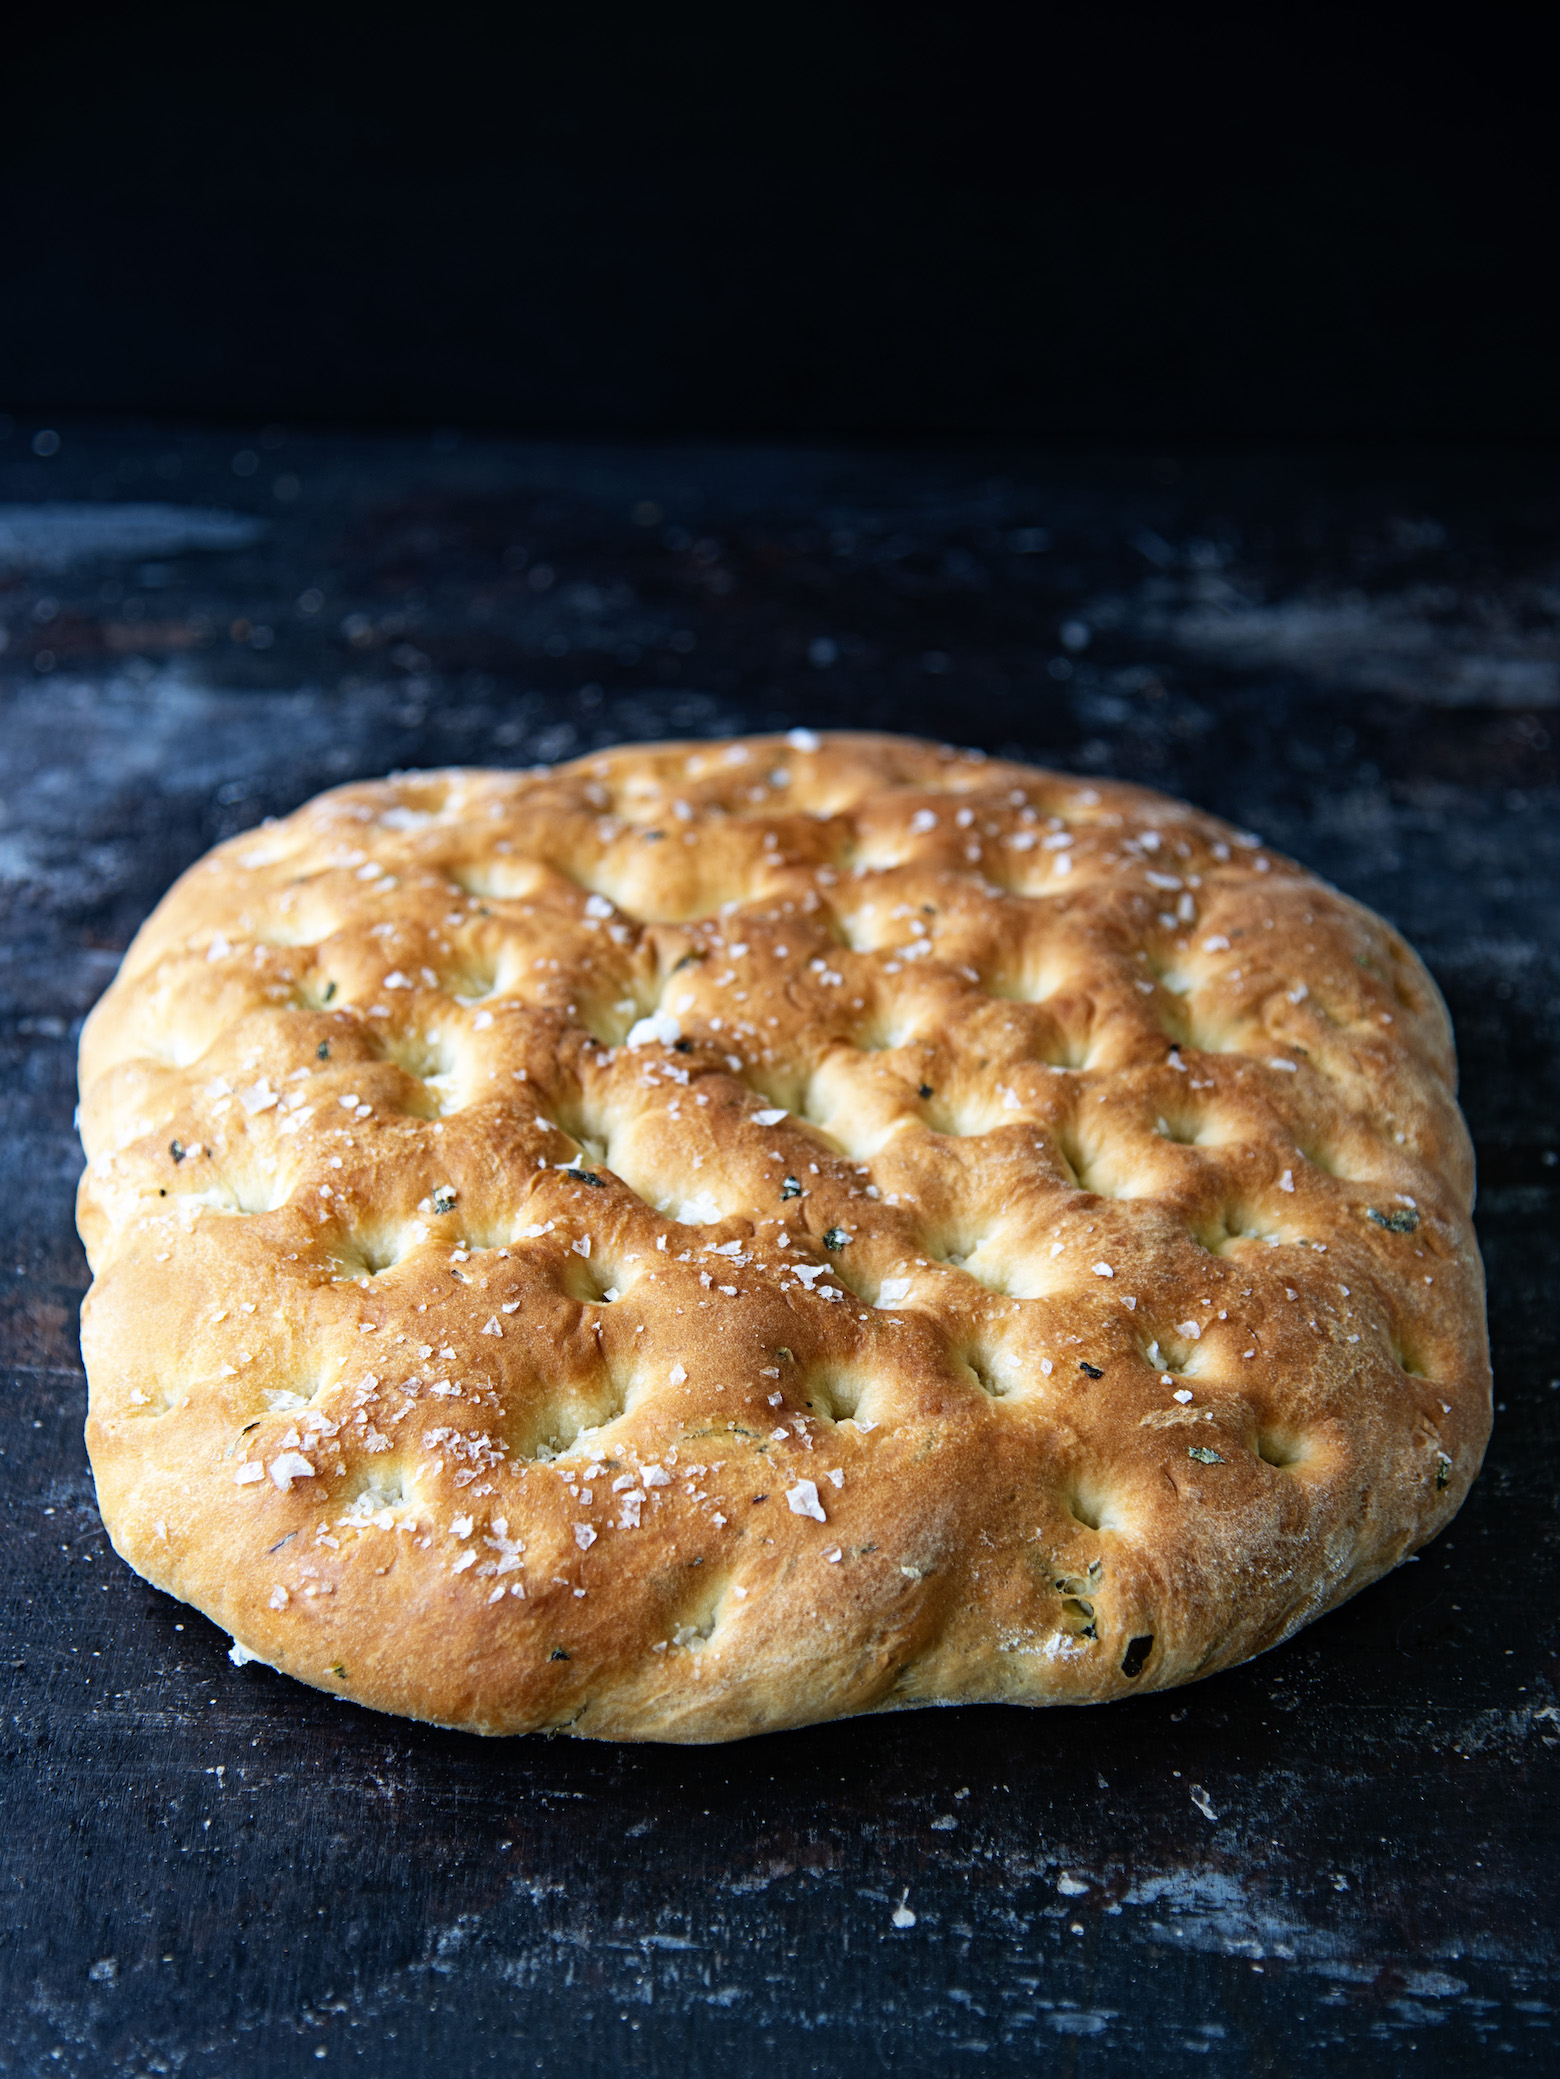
[{"xmin": 75, "ymin": 731, "xmax": 1492, "ymax": 1741}]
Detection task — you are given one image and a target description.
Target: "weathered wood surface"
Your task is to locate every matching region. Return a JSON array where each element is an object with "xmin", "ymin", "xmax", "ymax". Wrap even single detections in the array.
[{"xmin": 1, "ymin": 422, "xmax": 1556, "ymax": 2075}]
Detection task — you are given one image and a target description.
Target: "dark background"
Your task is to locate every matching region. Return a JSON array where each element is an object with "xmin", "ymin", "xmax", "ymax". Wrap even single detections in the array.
[
  {"xmin": 3, "ymin": 4, "xmax": 1557, "ymax": 439},
  {"xmin": 4, "ymin": 13, "xmax": 1560, "ymax": 2079},
  {"xmin": 3, "ymin": 425, "xmax": 1559, "ymax": 2077}
]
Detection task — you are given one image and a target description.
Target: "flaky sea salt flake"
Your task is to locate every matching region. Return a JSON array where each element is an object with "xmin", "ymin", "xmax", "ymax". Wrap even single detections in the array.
[{"xmin": 787, "ymin": 1479, "xmax": 827, "ymax": 1523}]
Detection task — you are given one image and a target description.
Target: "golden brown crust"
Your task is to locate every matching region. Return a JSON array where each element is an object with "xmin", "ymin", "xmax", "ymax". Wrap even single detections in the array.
[{"xmin": 76, "ymin": 731, "xmax": 1490, "ymax": 1740}]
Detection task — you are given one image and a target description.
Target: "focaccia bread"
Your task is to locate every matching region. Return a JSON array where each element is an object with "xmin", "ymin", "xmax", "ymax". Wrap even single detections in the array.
[{"xmin": 76, "ymin": 732, "xmax": 1490, "ymax": 1740}]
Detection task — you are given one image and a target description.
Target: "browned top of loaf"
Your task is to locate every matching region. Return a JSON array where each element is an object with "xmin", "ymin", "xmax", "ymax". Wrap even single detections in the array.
[{"xmin": 76, "ymin": 731, "xmax": 1490, "ymax": 1741}]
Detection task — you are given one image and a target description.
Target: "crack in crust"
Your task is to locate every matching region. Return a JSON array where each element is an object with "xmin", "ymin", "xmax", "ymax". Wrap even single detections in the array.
[{"xmin": 76, "ymin": 731, "xmax": 1491, "ymax": 1740}]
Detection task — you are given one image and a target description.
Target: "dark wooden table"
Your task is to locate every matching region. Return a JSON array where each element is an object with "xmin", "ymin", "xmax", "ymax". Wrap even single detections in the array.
[{"xmin": 2, "ymin": 421, "xmax": 1556, "ymax": 2076}]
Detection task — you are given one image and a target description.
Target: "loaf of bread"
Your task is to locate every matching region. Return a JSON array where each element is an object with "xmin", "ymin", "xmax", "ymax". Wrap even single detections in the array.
[{"xmin": 76, "ymin": 732, "xmax": 1490, "ymax": 1739}]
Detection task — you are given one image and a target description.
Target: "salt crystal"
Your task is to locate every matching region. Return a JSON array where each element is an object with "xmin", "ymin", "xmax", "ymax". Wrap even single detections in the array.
[
  {"xmin": 626, "ymin": 1009, "xmax": 681, "ymax": 1049},
  {"xmin": 787, "ymin": 1479, "xmax": 826, "ymax": 1522}
]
